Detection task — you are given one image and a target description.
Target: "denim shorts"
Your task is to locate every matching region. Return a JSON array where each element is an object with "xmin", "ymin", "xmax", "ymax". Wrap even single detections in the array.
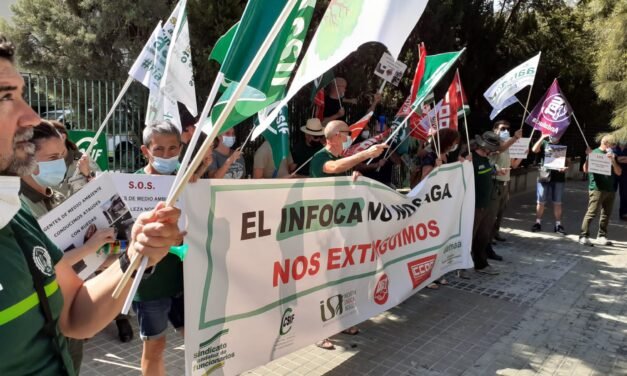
[
  {"xmin": 537, "ymin": 181, "xmax": 565, "ymax": 204},
  {"xmin": 132, "ymin": 294, "xmax": 184, "ymax": 340}
]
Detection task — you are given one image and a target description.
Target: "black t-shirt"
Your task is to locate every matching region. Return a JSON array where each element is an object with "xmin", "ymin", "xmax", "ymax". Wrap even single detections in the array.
[
  {"xmin": 292, "ymin": 140, "xmax": 323, "ymax": 176},
  {"xmin": 362, "ymin": 155, "xmax": 394, "ymax": 186},
  {"xmin": 323, "ymin": 94, "xmax": 345, "ymax": 122}
]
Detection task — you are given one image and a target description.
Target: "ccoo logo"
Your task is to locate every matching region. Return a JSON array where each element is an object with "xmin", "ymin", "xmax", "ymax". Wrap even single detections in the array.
[{"xmin": 407, "ymin": 255, "xmax": 437, "ymax": 289}]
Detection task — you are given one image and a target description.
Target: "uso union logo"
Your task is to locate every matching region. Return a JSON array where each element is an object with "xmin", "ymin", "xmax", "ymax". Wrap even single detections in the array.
[{"xmin": 373, "ymin": 274, "xmax": 389, "ymax": 305}]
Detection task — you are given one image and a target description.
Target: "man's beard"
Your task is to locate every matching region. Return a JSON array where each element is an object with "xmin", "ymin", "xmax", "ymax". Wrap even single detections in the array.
[{"xmin": 4, "ymin": 128, "xmax": 36, "ymax": 176}]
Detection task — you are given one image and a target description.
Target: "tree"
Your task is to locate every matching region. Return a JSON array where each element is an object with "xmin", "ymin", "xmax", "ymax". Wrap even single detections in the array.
[{"xmin": 585, "ymin": 0, "xmax": 627, "ymax": 138}]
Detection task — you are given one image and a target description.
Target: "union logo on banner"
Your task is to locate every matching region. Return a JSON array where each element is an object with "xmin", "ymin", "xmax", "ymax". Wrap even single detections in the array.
[{"xmin": 407, "ymin": 255, "xmax": 437, "ymax": 288}]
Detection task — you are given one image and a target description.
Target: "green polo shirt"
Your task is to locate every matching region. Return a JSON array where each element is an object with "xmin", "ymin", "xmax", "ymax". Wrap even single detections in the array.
[
  {"xmin": 0, "ymin": 206, "xmax": 72, "ymax": 375},
  {"xmin": 472, "ymin": 151, "xmax": 494, "ymax": 209},
  {"xmin": 588, "ymin": 148, "xmax": 616, "ymax": 192},
  {"xmin": 133, "ymin": 168, "xmax": 183, "ymax": 301},
  {"xmin": 310, "ymin": 148, "xmax": 346, "ymax": 178}
]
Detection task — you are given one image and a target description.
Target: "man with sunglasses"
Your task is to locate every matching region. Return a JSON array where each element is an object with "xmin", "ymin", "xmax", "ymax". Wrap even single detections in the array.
[
  {"xmin": 310, "ymin": 120, "xmax": 387, "ymax": 178},
  {"xmin": 291, "ymin": 118, "xmax": 325, "ymax": 177}
]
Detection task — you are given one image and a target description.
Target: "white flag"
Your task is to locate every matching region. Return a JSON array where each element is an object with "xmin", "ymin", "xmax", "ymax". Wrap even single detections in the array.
[
  {"xmin": 483, "ymin": 53, "xmax": 540, "ymax": 109},
  {"xmin": 252, "ymin": 0, "xmax": 429, "ymax": 139},
  {"xmin": 489, "ymin": 95, "xmax": 518, "ymax": 120}
]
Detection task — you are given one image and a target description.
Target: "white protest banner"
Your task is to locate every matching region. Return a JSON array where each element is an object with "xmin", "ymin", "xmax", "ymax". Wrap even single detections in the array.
[
  {"xmin": 587, "ymin": 152, "xmax": 612, "ymax": 176},
  {"xmin": 374, "ymin": 52, "xmax": 408, "ymax": 86},
  {"xmin": 38, "ymin": 173, "xmax": 134, "ymax": 279},
  {"xmin": 509, "ymin": 137, "xmax": 530, "ymax": 159},
  {"xmin": 111, "ymin": 173, "xmax": 176, "ymax": 218},
  {"xmin": 543, "ymin": 144, "xmax": 567, "ymax": 170},
  {"xmin": 183, "ymin": 162, "xmax": 475, "ymax": 376}
]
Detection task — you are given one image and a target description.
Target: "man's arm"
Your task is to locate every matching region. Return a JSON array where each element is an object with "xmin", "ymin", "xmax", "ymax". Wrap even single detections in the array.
[
  {"xmin": 56, "ymin": 204, "xmax": 181, "ymax": 339},
  {"xmin": 498, "ymin": 129, "xmax": 523, "ymax": 152},
  {"xmin": 611, "ymin": 154, "xmax": 622, "ymax": 176},
  {"xmin": 323, "ymin": 144, "xmax": 387, "ymax": 175},
  {"xmin": 322, "ymin": 107, "xmax": 345, "ymax": 124},
  {"xmin": 532, "ymin": 134, "xmax": 549, "ymax": 153}
]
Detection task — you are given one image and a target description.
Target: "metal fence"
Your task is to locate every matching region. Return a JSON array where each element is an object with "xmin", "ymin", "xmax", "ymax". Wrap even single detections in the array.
[
  {"xmin": 22, "ymin": 73, "xmax": 148, "ymax": 172},
  {"xmin": 23, "ymin": 73, "xmax": 411, "ymax": 187}
]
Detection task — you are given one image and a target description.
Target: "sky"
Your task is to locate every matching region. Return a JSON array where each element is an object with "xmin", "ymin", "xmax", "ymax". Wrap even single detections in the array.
[{"xmin": 0, "ymin": 0, "xmax": 16, "ymax": 22}]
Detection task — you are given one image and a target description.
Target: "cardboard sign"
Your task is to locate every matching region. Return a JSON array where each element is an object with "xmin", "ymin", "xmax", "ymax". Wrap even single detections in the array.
[
  {"xmin": 587, "ymin": 152, "xmax": 612, "ymax": 176},
  {"xmin": 509, "ymin": 138, "xmax": 530, "ymax": 159},
  {"xmin": 374, "ymin": 52, "xmax": 408, "ymax": 86}
]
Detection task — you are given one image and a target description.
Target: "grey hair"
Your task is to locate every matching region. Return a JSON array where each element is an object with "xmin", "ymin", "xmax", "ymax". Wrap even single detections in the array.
[{"xmin": 142, "ymin": 121, "xmax": 181, "ymax": 147}]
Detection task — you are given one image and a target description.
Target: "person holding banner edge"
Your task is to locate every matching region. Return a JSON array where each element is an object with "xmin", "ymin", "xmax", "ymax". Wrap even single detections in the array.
[
  {"xmin": 0, "ymin": 34, "xmax": 182, "ymax": 376},
  {"xmin": 579, "ymin": 135, "xmax": 622, "ymax": 246}
]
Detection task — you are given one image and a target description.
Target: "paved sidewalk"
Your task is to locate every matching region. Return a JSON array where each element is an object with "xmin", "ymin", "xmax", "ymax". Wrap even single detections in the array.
[{"xmin": 82, "ymin": 180, "xmax": 627, "ymax": 376}]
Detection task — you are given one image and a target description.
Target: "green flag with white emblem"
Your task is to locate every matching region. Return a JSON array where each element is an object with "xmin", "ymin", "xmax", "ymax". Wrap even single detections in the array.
[{"xmin": 209, "ymin": 0, "xmax": 316, "ymax": 134}]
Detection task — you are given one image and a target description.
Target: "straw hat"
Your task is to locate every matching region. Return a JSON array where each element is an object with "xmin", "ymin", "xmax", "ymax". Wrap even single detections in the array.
[{"xmin": 300, "ymin": 118, "xmax": 325, "ymax": 136}]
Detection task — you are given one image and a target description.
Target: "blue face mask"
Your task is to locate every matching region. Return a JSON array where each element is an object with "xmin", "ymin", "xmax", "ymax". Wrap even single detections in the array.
[
  {"xmin": 32, "ymin": 158, "xmax": 67, "ymax": 187},
  {"xmin": 152, "ymin": 155, "xmax": 179, "ymax": 175},
  {"xmin": 499, "ymin": 130, "xmax": 511, "ymax": 141}
]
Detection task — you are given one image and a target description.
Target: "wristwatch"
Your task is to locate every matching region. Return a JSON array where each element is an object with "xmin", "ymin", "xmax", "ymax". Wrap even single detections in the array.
[{"xmin": 118, "ymin": 252, "xmax": 155, "ymax": 278}]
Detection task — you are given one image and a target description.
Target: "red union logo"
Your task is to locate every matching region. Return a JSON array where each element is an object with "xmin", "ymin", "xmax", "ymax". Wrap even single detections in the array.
[
  {"xmin": 407, "ymin": 255, "xmax": 437, "ymax": 288},
  {"xmin": 373, "ymin": 274, "xmax": 389, "ymax": 305}
]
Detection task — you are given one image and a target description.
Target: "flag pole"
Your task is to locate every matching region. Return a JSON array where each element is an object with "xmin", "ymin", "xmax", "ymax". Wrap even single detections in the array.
[
  {"xmin": 238, "ymin": 126, "xmax": 256, "ymax": 152},
  {"xmin": 518, "ymin": 52, "xmax": 541, "ymax": 130},
  {"xmin": 456, "ymin": 69, "xmax": 471, "ymax": 151},
  {"xmin": 333, "ymin": 78, "xmax": 344, "ymax": 109},
  {"xmin": 85, "ymin": 76, "xmax": 134, "ymax": 157},
  {"xmin": 432, "ymin": 99, "xmax": 441, "ymax": 156},
  {"xmin": 290, "ymin": 155, "xmax": 314, "ymax": 176},
  {"xmin": 378, "ymin": 80, "xmax": 386, "ymax": 94},
  {"xmin": 571, "ymin": 112, "xmax": 590, "ymax": 149},
  {"xmin": 113, "ymin": 0, "xmax": 301, "ymax": 299},
  {"xmin": 167, "ymin": 72, "xmax": 225, "ymax": 199}
]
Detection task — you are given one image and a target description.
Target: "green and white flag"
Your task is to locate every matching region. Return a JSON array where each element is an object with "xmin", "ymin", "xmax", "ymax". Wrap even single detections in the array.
[
  {"xmin": 128, "ymin": 0, "xmax": 196, "ymax": 129},
  {"xmin": 255, "ymin": 103, "xmax": 290, "ymax": 170},
  {"xmin": 208, "ymin": 22, "xmax": 239, "ymax": 66},
  {"xmin": 483, "ymin": 53, "xmax": 541, "ymax": 109},
  {"xmin": 252, "ymin": 0, "xmax": 429, "ymax": 139},
  {"xmin": 410, "ymin": 50, "xmax": 465, "ymax": 110},
  {"xmin": 208, "ymin": 0, "xmax": 317, "ymax": 134}
]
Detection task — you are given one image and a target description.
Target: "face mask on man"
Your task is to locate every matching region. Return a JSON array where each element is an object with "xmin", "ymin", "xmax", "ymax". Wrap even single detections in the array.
[
  {"xmin": 0, "ymin": 176, "xmax": 21, "ymax": 229},
  {"xmin": 449, "ymin": 144, "xmax": 459, "ymax": 153},
  {"xmin": 499, "ymin": 130, "xmax": 511, "ymax": 141},
  {"xmin": 549, "ymin": 136, "xmax": 558, "ymax": 144},
  {"xmin": 342, "ymin": 136, "xmax": 353, "ymax": 151},
  {"xmin": 222, "ymin": 135, "xmax": 236, "ymax": 148},
  {"xmin": 32, "ymin": 158, "xmax": 67, "ymax": 187},
  {"xmin": 152, "ymin": 155, "xmax": 180, "ymax": 175},
  {"xmin": 361, "ymin": 130, "xmax": 370, "ymax": 139}
]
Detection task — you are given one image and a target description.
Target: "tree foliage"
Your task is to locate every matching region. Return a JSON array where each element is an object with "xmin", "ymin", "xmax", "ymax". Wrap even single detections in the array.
[
  {"xmin": 585, "ymin": 0, "xmax": 627, "ymax": 138},
  {"xmin": 0, "ymin": 0, "xmax": 620, "ymax": 147}
]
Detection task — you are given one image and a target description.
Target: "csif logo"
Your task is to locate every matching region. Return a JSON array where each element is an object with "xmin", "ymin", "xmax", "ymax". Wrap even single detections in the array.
[
  {"xmin": 319, "ymin": 294, "xmax": 344, "ymax": 322},
  {"xmin": 407, "ymin": 255, "xmax": 437, "ymax": 289},
  {"xmin": 280, "ymin": 308, "xmax": 295, "ymax": 336}
]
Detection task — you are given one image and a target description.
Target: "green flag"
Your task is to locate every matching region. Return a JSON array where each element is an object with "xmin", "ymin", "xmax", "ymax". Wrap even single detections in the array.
[
  {"xmin": 210, "ymin": 0, "xmax": 316, "ymax": 134},
  {"xmin": 208, "ymin": 22, "xmax": 239, "ymax": 65},
  {"xmin": 411, "ymin": 50, "xmax": 465, "ymax": 109},
  {"xmin": 255, "ymin": 104, "xmax": 290, "ymax": 170}
]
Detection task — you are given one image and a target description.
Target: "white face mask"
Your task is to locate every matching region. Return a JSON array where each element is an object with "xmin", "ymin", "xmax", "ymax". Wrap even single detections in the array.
[
  {"xmin": 32, "ymin": 158, "xmax": 67, "ymax": 187},
  {"xmin": 152, "ymin": 155, "xmax": 180, "ymax": 175},
  {"xmin": 222, "ymin": 135, "xmax": 236, "ymax": 148},
  {"xmin": 499, "ymin": 130, "xmax": 511, "ymax": 141},
  {"xmin": 0, "ymin": 176, "xmax": 21, "ymax": 229},
  {"xmin": 342, "ymin": 137, "xmax": 353, "ymax": 151},
  {"xmin": 449, "ymin": 144, "xmax": 459, "ymax": 152},
  {"xmin": 361, "ymin": 130, "xmax": 370, "ymax": 139}
]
